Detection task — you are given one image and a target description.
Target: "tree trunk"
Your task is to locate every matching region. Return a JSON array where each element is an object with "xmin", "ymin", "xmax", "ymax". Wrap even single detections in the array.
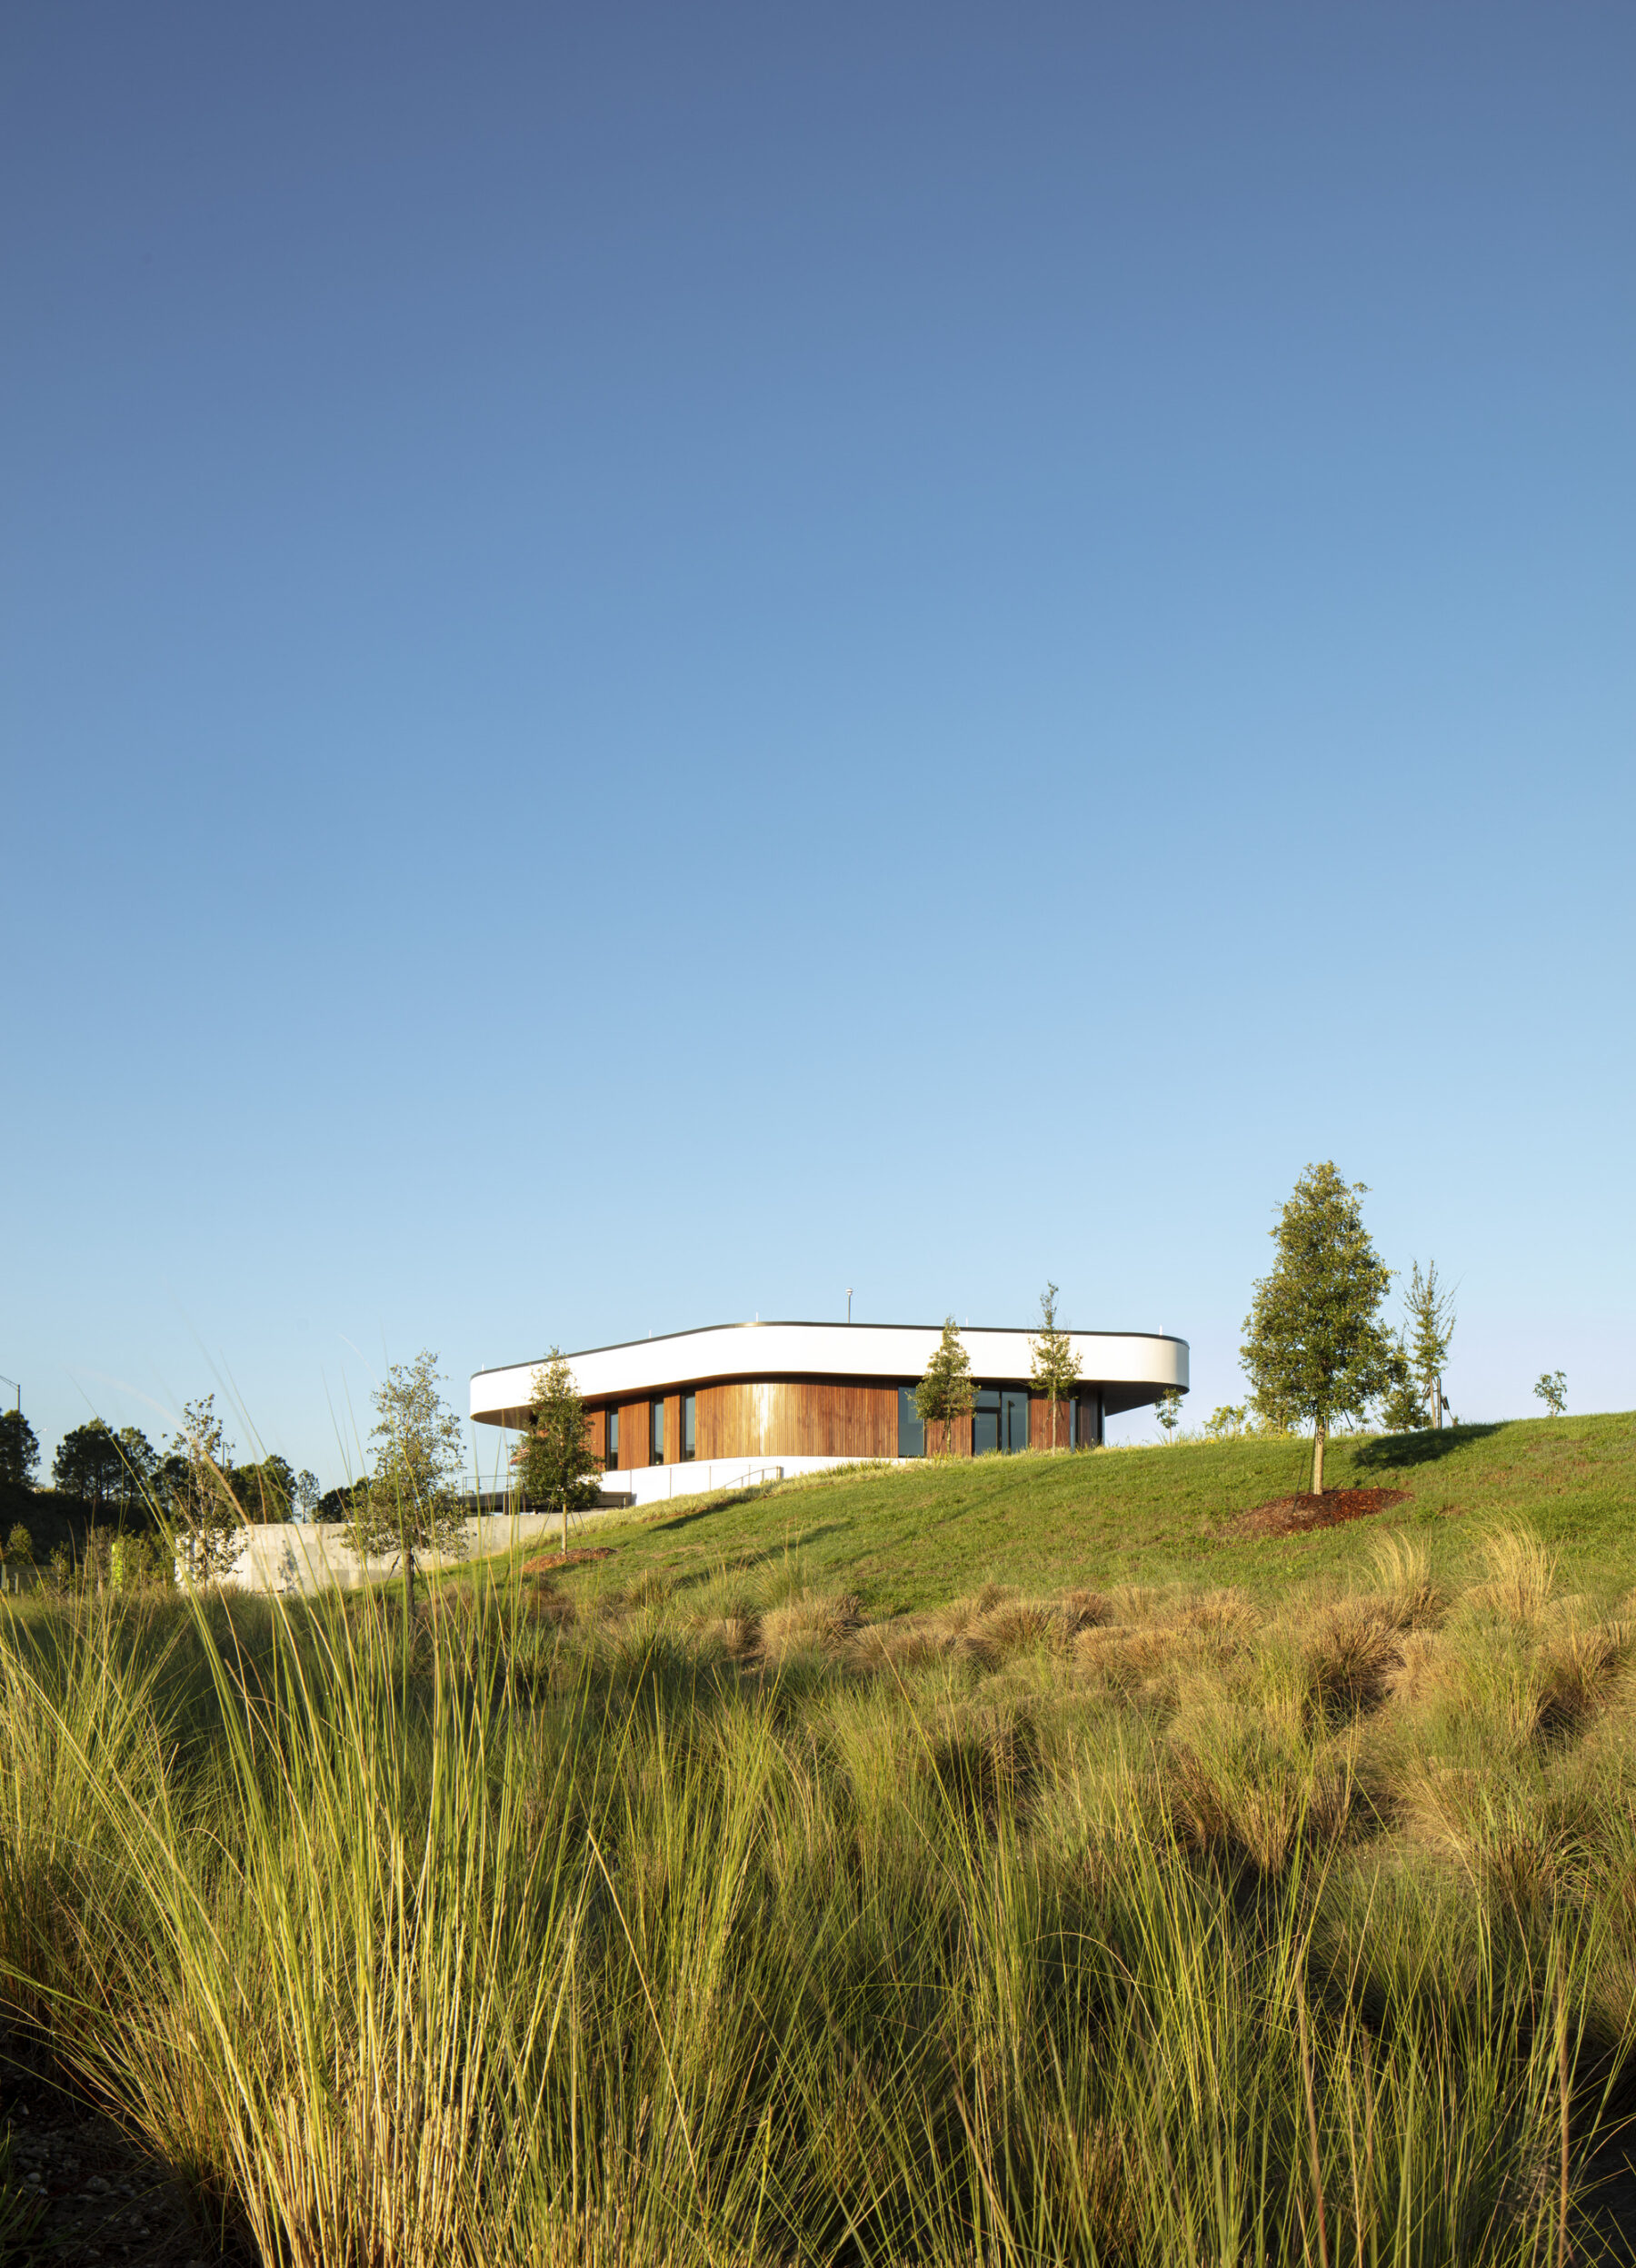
[
  {"xmin": 1311, "ymin": 1424, "xmax": 1326, "ymax": 1497},
  {"xmin": 405, "ymin": 1540, "xmax": 415, "ymax": 1622}
]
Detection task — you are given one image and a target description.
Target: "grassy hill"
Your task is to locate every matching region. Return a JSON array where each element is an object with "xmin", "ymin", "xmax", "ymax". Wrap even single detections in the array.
[
  {"xmin": 499, "ymin": 1410, "xmax": 1636, "ymax": 1614},
  {"xmin": 6, "ymin": 1408, "xmax": 1636, "ymax": 2263}
]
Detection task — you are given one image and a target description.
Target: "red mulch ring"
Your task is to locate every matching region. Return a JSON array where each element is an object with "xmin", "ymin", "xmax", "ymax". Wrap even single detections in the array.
[
  {"xmin": 1231, "ymin": 1487, "xmax": 1411, "ymax": 1540},
  {"xmin": 522, "ymin": 1547, "xmax": 617, "ymax": 1577}
]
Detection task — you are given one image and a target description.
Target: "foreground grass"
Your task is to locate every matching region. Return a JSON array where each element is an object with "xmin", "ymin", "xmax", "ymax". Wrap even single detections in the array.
[
  {"xmin": 4, "ymin": 1503, "xmax": 1636, "ymax": 2264},
  {"xmin": 475, "ymin": 1411, "xmax": 1636, "ymax": 1616}
]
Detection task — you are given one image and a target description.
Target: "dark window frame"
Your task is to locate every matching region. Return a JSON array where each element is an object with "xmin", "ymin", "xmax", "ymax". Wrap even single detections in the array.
[
  {"xmin": 1001, "ymin": 1389, "xmax": 1029, "ymax": 1455},
  {"xmin": 682, "ymin": 1391, "xmax": 696, "ymax": 1461},
  {"xmin": 649, "ymin": 1398, "xmax": 665, "ymax": 1466},
  {"xmin": 604, "ymin": 1408, "xmax": 620, "ymax": 1470}
]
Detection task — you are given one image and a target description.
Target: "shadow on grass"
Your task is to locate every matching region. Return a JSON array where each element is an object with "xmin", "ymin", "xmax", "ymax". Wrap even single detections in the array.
[
  {"xmin": 644, "ymin": 1491, "xmax": 850, "ymax": 1546},
  {"xmin": 1355, "ymin": 1423, "xmax": 1504, "ymax": 1472}
]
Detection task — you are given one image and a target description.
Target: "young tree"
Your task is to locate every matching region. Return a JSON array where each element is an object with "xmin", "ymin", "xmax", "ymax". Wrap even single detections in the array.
[
  {"xmin": 1403, "ymin": 1260, "xmax": 1456, "ymax": 1429},
  {"xmin": 167, "ymin": 1395, "xmax": 246, "ymax": 1584},
  {"xmin": 352, "ymin": 1350, "xmax": 468, "ymax": 1614},
  {"xmin": 515, "ymin": 1349, "xmax": 604, "ymax": 1552},
  {"xmin": 1028, "ymin": 1284, "xmax": 1082, "ymax": 1451},
  {"xmin": 915, "ymin": 1318, "xmax": 974, "ymax": 1457},
  {"xmin": 1242, "ymin": 1161, "xmax": 1395, "ymax": 1497},
  {"xmin": 1155, "ymin": 1388, "xmax": 1182, "ymax": 1441},
  {"xmin": 1204, "ymin": 1404, "xmax": 1248, "ymax": 1440},
  {"xmin": 1533, "ymin": 1370, "xmax": 1568, "ymax": 1418},
  {"xmin": 0, "ymin": 1408, "xmax": 40, "ymax": 1496},
  {"xmin": 1379, "ymin": 1336, "xmax": 1429, "ymax": 1435},
  {"xmin": 5, "ymin": 1524, "xmax": 33, "ymax": 1569},
  {"xmin": 294, "ymin": 1469, "xmax": 321, "ymax": 1521}
]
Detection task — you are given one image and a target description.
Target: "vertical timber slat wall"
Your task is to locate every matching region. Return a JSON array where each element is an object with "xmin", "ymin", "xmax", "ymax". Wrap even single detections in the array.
[
  {"xmin": 1029, "ymin": 1394, "xmax": 1076, "ymax": 1452},
  {"xmin": 693, "ymin": 1381, "xmax": 896, "ymax": 1461},
  {"xmin": 619, "ymin": 1396, "xmax": 647, "ymax": 1471},
  {"xmin": 588, "ymin": 1379, "xmax": 1112, "ymax": 1470}
]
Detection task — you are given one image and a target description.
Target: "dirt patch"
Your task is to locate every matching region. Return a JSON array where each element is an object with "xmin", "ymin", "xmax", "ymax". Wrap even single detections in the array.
[
  {"xmin": 0, "ymin": 2032, "xmax": 234, "ymax": 2265},
  {"xmin": 1231, "ymin": 1487, "xmax": 1411, "ymax": 1540},
  {"xmin": 521, "ymin": 1547, "xmax": 616, "ymax": 1576}
]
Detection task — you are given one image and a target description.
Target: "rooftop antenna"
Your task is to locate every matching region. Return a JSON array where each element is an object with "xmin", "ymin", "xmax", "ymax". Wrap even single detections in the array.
[{"xmin": 846, "ymin": 1288, "xmax": 853, "ymax": 1323}]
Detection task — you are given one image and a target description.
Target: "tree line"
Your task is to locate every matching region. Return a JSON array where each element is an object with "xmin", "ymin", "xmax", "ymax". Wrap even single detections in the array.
[{"xmin": 0, "ymin": 1353, "xmax": 480, "ymax": 1598}]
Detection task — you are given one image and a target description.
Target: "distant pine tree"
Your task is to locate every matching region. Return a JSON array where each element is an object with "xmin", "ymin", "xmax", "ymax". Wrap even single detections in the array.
[
  {"xmin": 1379, "ymin": 1335, "xmax": 1429, "ymax": 1434},
  {"xmin": 1404, "ymin": 1260, "xmax": 1456, "ymax": 1429}
]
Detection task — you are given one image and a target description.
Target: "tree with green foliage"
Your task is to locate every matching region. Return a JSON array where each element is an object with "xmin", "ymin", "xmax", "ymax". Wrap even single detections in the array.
[
  {"xmin": 1242, "ymin": 1161, "xmax": 1395, "ymax": 1497},
  {"xmin": 515, "ymin": 1349, "xmax": 603, "ymax": 1551},
  {"xmin": 294, "ymin": 1469, "xmax": 321, "ymax": 1521},
  {"xmin": 4, "ymin": 1524, "xmax": 33, "ymax": 1570},
  {"xmin": 0, "ymin": 1408, "xmax": 39, "ymax": 1497},
  {"xmin": 107, "ymin": 1530, "xmax": 169, "ymax": 1591},
  {"xmin": 314, "ymin": 1480, "xmax": 367, "ymax": 1525},
  {"xmin": 113, "ymin": 1426, "xmax": 159, "ymax": 1517},
  {"xmin": 1379, "ymin": 1337, "xmax": 1428, "ymax": 1434},
  {"xmin": 53, "ymin": 1419, "xmax": 127, "ymax": 1515},
  {"xmin": 915, "ymin": 1318, "xmax": 974, "ymax": 1457},
  {"xmin": 1204, "ymin": 1404, "xmax": 1248, "ymax": 1440},
  {"xmin": 167, "ymin": 1395, "xmax": 245, "ymax": 1585},
  {"xmin": 229, "ymin": 1453, "xmax": 295, "ymax": 1521},
  {"xmin": 1404, "ymin": 1260, "xmax": 1456, "ymax": 1429},
  {"xmin": 1534, "ymin": 1370, "xmax": 1567, "ymax": 1418},
  {"xmin": 1027, "ymin": 1284, "xmax": 1082, "ymax": 1451},
  {"xmin": 1154, "ymin": 1388, "xmax": 1182, "ymax": 1441},
  {"xmin": 352, "ymin": 1350, "xmax": 468, "ymax": 1615}
]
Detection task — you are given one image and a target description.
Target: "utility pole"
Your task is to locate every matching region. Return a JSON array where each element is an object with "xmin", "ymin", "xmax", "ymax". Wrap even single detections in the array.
[{"xmin": 0, "ymin": 1375, "xmax": 17, "ymax": 1414}]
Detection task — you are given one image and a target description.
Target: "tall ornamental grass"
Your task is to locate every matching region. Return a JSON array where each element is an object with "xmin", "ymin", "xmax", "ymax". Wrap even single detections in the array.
[{"xmin": 0, "ymin": 1538, "xmax": 1630, "ymax": 2265}]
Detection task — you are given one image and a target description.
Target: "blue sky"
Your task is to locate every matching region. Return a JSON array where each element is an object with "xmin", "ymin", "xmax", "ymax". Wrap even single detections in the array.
[{"xmin": 4, "ymin": 1, "xmax": 1631, "ymax": 1483}]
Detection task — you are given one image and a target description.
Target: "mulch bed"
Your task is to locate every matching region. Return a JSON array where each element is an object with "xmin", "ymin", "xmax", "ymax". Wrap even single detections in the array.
[
  {"xmin": 1231, "ymin": 1487, "xmax": 1411, "ymax": 1540},
  {"xmin": 521, "ymin": 1547, "xmax": 616, "ymax": 1577}
]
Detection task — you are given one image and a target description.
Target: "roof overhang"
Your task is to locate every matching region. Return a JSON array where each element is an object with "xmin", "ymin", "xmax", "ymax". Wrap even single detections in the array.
[{"xmin": 470, "ymin": 1320, "xmax": 1189, "ymax": 1428}]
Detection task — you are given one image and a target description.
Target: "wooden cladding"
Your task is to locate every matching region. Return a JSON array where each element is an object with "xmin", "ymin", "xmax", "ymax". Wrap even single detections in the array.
[
  {"xmin": 1029, "ymin": 1395, "xmax": 1073, "ymax": 1452},
  {"xmin": 695, "ymin": 1381, "xmax": 897, "ymax": 1462},
  {"xmin": 586, "ymin": 1378, "xmax": 1102, "ymax": 1467}
]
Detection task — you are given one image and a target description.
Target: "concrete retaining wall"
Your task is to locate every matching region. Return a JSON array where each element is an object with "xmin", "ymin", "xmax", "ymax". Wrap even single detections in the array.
[{"xmin": 221, "ymin": 1511, "xmax": 592, "ymax": 1595}]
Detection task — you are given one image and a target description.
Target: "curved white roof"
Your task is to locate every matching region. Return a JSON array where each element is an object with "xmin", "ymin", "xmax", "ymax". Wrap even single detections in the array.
[{"xmin": 470, "ymin": 1320, "xmax": 1188, "ymax": 1427}]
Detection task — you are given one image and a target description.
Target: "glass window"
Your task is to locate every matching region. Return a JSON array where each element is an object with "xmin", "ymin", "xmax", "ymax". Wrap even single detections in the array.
[
  {"xmin": 682, "ymin": 1392, "xmax": 696, "ymax": 1461},
  {"xmin": 1068, "ymin": 1397, "xmax": 1079, "ymax": 1450},
  {"xmin": 972, "ymin": 1387, "xmax": 1000, "ymax": 1457},
  {"xmin": 1002, "ymin": 1390, "xmax": 1029, "ymax": 1454},
  {"xmin": 896, "ymin": 1387, "xmax": 924, "ymax": 1458},
  {"xmin": 604, "ymin": 1408, "xmax": 619, "ymax": 1469},
  {"xmin": 650, "ymin": 1398, "xmax": 665, "ymax": 1466}
]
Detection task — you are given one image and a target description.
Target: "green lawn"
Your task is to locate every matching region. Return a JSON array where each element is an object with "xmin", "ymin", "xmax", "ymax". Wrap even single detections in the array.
[{"xmin": 481, "ymin": 1410, "xmax": 1636, "ymax": 1614}]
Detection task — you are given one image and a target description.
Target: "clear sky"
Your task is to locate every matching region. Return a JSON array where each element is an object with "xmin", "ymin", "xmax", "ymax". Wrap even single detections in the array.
[{"xmin": 4, "ymin": 1, "xmax": 1631, "ymax": 1484}]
